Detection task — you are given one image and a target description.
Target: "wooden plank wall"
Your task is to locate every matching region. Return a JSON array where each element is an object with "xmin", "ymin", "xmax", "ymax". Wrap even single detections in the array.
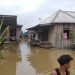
[{"xmin": 48, "ymin": 24, "xmax": 75, "ymax": 48}]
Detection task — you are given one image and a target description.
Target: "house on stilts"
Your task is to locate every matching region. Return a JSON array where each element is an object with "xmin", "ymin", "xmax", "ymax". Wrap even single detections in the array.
[{"xmin": 27, "ymin": 10, "xmax": 75, "ymax": 48}]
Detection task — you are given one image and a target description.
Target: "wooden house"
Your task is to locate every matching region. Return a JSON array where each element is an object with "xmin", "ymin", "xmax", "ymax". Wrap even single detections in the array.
[
  {"xmin": 0, "ymin": 15, "xmax": 22, "ymax": 42},
  {"xmin": 27, "ymin": 10, "xmax": 75, "ymax": 48}
]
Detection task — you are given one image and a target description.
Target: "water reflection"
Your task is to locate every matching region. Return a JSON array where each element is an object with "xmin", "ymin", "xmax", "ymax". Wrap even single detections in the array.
[
  {"xmin": 27, "ymin": 48, "xmax": 75, "ymax": 75},
  {"xmin": 0, "ymin": 41, "xmax": 75, "ymax": 75},
  {"xmin": 16, "ymin": 41, "xmax": 37, "ymax": 75},
  {"xmin": 0, "ymin": 44, "xmax": 21, "ymax": 75}
]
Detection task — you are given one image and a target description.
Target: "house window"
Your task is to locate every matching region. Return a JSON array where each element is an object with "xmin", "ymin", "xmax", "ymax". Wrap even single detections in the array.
[{"xmin": 63, "ymin": 29, "xmax": 70, "ymax": 39}]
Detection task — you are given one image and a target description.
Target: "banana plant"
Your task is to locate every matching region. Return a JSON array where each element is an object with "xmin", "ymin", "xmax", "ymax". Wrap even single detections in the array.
[
  {"xmin": 0, "ymin": 17, "xmax": 10, "ymax": 58},
  {"xmin": 0, "ymin": 17, "xmax": 10, "ymax": 49},
  {"xmin": 0, "ymin": 17, "xmax": 5, "ymax": 49}
]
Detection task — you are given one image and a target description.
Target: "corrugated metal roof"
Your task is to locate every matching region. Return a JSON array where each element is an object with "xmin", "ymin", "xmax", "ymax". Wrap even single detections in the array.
[
  {"xmin": 65, "ymin": 11, "xmax": 75, "ymax": 17},
  {"xmin": 40, "ymin": 10, "xmax": 75, "ymax": 25},
  {"xmin": 0, "ymin": 15, "xmax": 17, "ymax": 17},
  {"xmin": 40, "ymin": 11, "xmax": 57, "ymax": 25}
]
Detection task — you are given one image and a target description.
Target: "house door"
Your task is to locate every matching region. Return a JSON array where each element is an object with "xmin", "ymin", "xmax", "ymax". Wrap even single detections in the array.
[
  {"xmin": 38, "ymin": 30, "xmax": 48, "ymax": 41},
  {"xmin": 63, "ymin": 29, "xmax": 70, "ymax": 48}
]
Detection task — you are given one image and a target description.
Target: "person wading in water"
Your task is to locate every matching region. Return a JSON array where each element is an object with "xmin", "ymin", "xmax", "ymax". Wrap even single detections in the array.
[{"xmin": 50, "ymin": 55, "xmax": 73, "ymax": 75}]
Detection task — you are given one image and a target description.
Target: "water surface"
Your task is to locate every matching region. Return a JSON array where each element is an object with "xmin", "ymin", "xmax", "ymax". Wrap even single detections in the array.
[{"xmin": 0, "ymin": 41, "xmax": 75, "ymax": 75}]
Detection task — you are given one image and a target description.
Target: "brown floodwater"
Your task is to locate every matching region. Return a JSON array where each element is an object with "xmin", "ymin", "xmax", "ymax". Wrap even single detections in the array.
[{"xmin": 0, "ymin": 40, "xmax": 75, "ymax": 75}]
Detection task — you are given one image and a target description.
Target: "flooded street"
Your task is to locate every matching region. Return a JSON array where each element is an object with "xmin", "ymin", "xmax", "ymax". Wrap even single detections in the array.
[{"xmin": 0, "ymin": 40, "xmax": 75, "ymax": 75}]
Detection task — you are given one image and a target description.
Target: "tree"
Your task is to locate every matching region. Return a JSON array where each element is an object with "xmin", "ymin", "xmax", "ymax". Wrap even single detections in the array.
[{"xmin": 70, "ymin": 31, "xmax": 75, "ymax": 48}]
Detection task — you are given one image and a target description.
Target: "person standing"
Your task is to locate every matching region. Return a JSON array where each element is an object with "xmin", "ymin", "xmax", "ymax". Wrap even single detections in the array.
[{"xmin": 50, "ymin": 55, "xmax": 73, "ymax": 75}]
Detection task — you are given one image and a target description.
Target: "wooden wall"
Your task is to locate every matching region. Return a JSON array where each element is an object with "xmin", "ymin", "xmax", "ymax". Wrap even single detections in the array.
[{"xmin": 48, "ymin": 24, "xmax": 75, "ymax": 48}]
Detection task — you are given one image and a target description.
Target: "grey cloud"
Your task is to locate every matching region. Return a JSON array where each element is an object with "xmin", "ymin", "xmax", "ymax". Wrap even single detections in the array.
[{"xmin": 0, "ymin": 0, "xmax": 75, "ymax": 32}]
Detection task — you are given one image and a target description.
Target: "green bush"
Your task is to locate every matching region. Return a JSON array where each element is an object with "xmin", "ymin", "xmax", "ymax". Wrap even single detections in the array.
[{"xmin": 0, "ymin": 49, "xmax": 5, "ymax": 59}]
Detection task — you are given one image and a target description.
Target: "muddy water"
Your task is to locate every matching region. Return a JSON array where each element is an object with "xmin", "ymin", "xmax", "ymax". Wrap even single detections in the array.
[{"xmin": 0, "ymin": 41, "xmax": 75, "ymax": 75}]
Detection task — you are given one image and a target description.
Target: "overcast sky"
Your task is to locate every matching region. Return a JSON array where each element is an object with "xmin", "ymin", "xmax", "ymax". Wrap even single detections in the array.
[{"xmin": 0, "ymin": 0, "xmax": 75, "ymax": 32}]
